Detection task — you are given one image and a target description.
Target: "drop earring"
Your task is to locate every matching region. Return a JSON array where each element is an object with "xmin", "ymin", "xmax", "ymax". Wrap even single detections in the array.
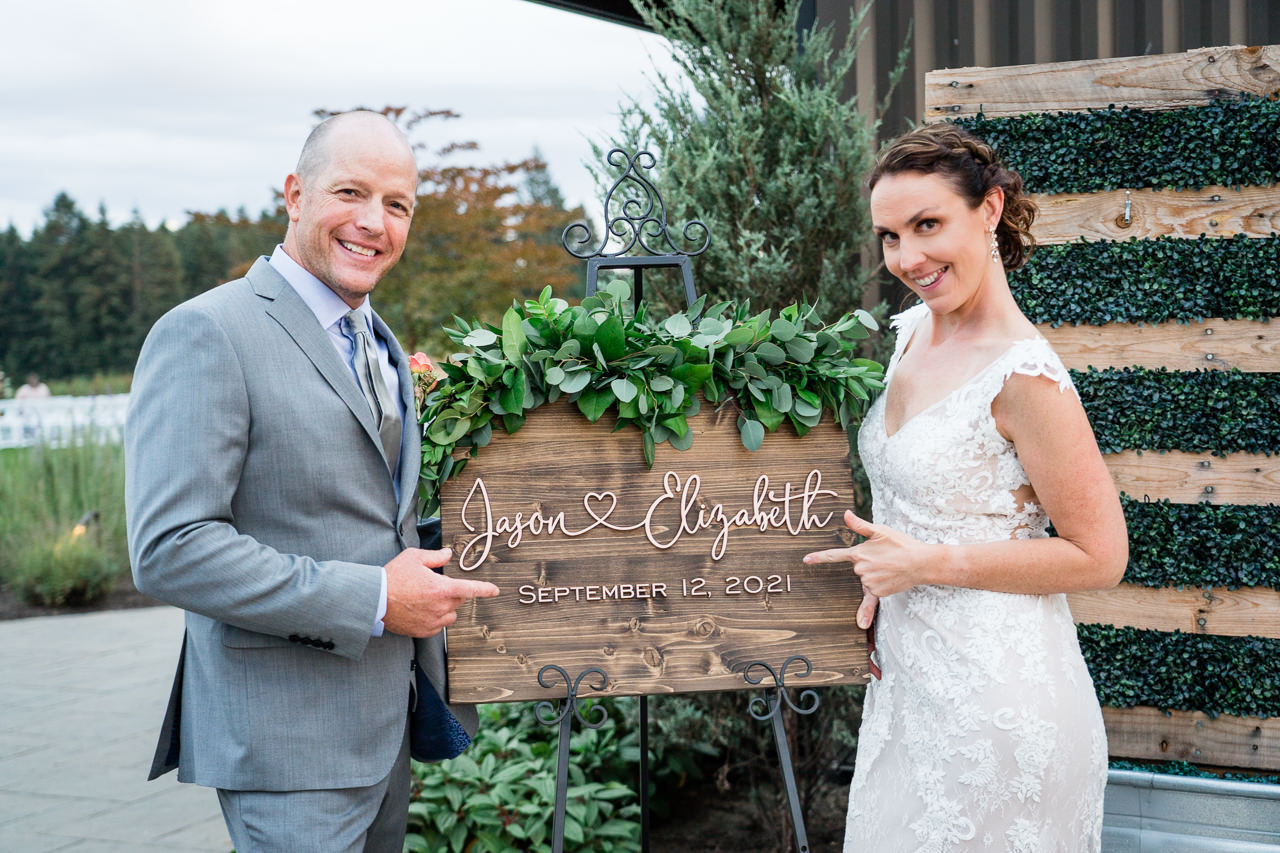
[{"xmin": 988, "ymin": 226, "xmax": 1000, "ymax": 265}]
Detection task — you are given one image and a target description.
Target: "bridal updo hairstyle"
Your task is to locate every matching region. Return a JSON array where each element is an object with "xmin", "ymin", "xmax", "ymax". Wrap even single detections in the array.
[{"xmin": 868, "ymin": 124, "xmax": 1037, "ymax": 272}]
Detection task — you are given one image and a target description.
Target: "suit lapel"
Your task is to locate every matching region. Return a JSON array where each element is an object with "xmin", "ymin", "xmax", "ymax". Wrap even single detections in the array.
[{"xmin": 245, "ymin": 259, "xmax": 384, "ymax": 454}]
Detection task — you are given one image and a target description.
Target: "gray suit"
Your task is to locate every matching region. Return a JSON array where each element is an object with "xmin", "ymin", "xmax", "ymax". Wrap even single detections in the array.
[{"xmin": 126, "ymin": 257, "xmax": 475, "ymax": 792}]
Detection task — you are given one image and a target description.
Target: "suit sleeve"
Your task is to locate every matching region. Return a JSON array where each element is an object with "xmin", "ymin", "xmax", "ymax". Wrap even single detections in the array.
[{"xmin": 125, "ymin": 303, "xmax": 381, "ymax": 660}]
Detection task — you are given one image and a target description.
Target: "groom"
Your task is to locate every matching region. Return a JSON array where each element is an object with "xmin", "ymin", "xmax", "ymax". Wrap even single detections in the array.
[{"xmin": 126, "ymin": 111, "xmax": 499, "ymax": 851}]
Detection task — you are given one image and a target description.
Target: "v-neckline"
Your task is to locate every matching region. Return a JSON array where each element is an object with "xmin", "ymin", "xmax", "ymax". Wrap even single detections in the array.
[{"xmin": 880, "ymin": 311, "xmax": 1042, "ymax": 440}]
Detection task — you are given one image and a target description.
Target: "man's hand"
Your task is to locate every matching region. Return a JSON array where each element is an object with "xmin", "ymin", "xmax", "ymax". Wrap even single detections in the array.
[{"xmin": 383, "ymin": 547, "xmax": 499, "ymax": 638}]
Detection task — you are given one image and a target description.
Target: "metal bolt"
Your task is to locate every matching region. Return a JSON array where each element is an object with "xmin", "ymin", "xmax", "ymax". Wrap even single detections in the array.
[
  {"xmin": 1209, "ymin": 219, "xmax": 1219, "ymax": 227},
  {"xmin": 1208, "ymin": 55, "xmax": 1217, "ymax": 62},
  {"xmin": 1198, "ymin": 618, "xmax": 1207, "ymax": 627},
  {"xmin": 1206, "ymin": 352, "xmax": 1215, "ymax": 360},
  {"xmin": 1210, "ymin": 194, "xmax": 1221, "ymax": 202},
  {"xmin": 1205, "ymin": 328, "xmax": 1214, "ymax": 335},
  {"xmin": 951, "ymin": 104, "xmax": 962, "ymax": 113},
  {"xmin": 950, "ymin": 80, "xmax": 960, "ymax": 88},
  {"xmin": 1200, "ymin": 460, "xmax": 1211, "ymax": 468},
  {"xmin": 1204, "ymin": 486, "xmax": 1215, "ymax": 494}
]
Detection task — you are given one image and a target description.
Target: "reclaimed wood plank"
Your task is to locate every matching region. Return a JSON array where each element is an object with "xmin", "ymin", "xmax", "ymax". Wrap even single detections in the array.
[
  {"xmin": 1103, "ymin": 706, "xmax": 1280, "ymax": 770},
  {"xmin": 924, "ymin": 45, "xmax": 1280, "ymax": 119},
  {"xmin": 1030, "ymin": 185, "xmax": 1280, "ymax": 244},
  {"xmin": 1104, "ymin": 450, "xmax": 1280, "ymax": 506},
  {"xmin": 1039, "ymin": 319, "xmax": 1280, "ymax": 372},
  {"xmin": 1069, "ymin": 584, "xmax": 1280, "ymax": 639},
  {"xmin": 438, "ymin": 399, "xmax": 870, "ymax": 703}
]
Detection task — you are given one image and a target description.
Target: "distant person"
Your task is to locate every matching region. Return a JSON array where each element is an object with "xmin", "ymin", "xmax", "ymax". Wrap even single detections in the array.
[
  {"xmin": 14, "ymin": 373, "xmax": 51, "ymax": 399},
  {"xmin": 804, "ymin": 124, "xmax": 1127, "ymax": 851},
  {"xmin": 126, "ymin": 110, "xmax": 499, "ymax": 852}
]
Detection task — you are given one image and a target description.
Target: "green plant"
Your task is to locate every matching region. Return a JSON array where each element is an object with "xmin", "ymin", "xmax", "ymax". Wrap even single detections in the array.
[
  {"xmin": 405, "ymin": 703, "xmax": 641, "ymax": 853},
  {"xmin": 418, "ymin": 283, "xmax": 883, "ymax": 514},
  {"xmin": 0, "ymin": 439, "xmax": 127, "ymax": 588},
  {"xmin": 592, "ymin": 0, "xmax": 905, "ymax": 317},
  {"xmin": 1078, "ymin": 625, "xmax": 1280, "ymax": 718},
  {"xmin": 1118, "ymin": 497, "xmax": 1280, "ymax": 590},
  {"xmin": 1011, "ymin": 234, "xmax": 1280, "ymax": 325},
  {"xmin": 1074, "ymin": 366, "xmax": 1280, "ymax": 457},
  {"xmin": 7, "ymin": 530, "xmax": 118, "ymax": 606},
  {"xmin": 956, "ymin": 94, "xmax": 1280, "ymax": 193}
]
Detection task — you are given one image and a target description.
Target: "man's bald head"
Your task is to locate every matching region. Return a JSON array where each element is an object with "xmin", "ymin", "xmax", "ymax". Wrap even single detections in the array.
[{"xmin": 294, "ymin": 111, "xmax": 414, "ymax": 183}]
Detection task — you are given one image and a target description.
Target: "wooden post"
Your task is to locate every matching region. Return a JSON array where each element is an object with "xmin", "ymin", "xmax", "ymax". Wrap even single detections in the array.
[
  {"xmin": 1034, "ymin": 0, "xmax": 1054, "ymax": 63},
  {"xmin": 1162, "ymin": 0, "xmax": 1181, "ymax": 52},
  {"xmin": 973, "ymin": 0, "xmax": 992, "ymax": 67},
  {"xmin": 1097, "ymin": 0, "xmax": 1115, "ymax": 57},
  {"xmin": 912, "ymin": 0, "xmax": 935, "ymax": 122}
]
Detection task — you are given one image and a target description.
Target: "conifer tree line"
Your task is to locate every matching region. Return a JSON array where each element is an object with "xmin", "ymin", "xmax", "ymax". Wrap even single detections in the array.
[
  {"xmin": 0, "ymin": 110, "xmax": 586, "ymax": 386},
  {"xmin": 0, "ymin": 195, "xmax": 286, "ymax": 382}
]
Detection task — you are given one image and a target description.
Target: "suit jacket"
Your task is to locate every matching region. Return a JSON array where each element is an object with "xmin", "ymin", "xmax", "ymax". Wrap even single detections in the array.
[{"xmin": 126, "ymin": 257, "xmax": 476, "ymax": 791}]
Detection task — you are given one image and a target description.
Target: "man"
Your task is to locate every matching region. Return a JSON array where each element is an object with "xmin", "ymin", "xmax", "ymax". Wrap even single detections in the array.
[{"xmin": 126, "ymin": 111, "xmax": 499, "ymax": 852}]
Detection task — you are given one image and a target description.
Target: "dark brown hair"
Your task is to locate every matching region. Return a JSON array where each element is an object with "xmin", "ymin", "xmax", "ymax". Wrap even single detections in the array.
[{"xmin": 868, "ymin": 124, "xmax": 1037, "ymax": 271}]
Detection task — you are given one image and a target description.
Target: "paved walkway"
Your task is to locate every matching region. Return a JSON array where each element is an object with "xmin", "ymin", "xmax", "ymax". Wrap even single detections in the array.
[{"xmin": 0, "ymin": 606, "xmax": 231, "ymax": 852}]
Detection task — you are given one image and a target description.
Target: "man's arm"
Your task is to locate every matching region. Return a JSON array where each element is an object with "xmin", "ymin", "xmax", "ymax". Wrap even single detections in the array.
[{"xmin": 126, "ymin": 303, "xmax": 382, "ymax": 660}]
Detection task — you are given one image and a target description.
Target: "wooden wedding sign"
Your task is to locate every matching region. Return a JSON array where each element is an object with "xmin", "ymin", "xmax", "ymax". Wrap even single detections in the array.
[{"xmin": 440, "ymin": 400, "xmax": 870, "ymax": 703}]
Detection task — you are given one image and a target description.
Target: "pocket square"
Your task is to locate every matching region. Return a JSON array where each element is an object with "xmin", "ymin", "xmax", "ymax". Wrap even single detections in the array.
[{"xmin": 410, "ymin": 660, "xmax": 472, "ymax": 762}]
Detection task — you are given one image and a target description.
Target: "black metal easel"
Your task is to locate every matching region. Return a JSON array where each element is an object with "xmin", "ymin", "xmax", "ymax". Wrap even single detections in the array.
[{"xmin": 535, "ymin": 149, "xmax": 819, "ymax": 853}]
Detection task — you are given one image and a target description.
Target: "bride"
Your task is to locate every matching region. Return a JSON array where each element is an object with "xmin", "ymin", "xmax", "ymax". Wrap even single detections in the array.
[{"xmin": 805, "ymin": 123, "xmax": 1128, "ymax": 852}]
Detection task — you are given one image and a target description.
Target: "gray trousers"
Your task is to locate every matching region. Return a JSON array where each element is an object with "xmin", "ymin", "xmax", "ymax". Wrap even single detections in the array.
[{"xmin": 216, "ymin": 722, "xmax": 411, "ymax": 853}]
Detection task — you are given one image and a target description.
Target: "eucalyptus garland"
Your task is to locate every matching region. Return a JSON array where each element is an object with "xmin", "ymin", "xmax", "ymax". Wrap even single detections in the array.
[
  {"xmin": 956, "ymin": 94, "xmax": 1280, "ymax": 194},
  {"xmin": 1119, "ymin": 497, "xmax": 1280, "ymax": 590},
  {"xmin": 1011, "ymin": 234, "xmax": 1280, "ymax": 326},
  {"xmin": 1078, "ymin": 625, "xmax": 1280, "ymax": 718},
  {"xmin": 418, "ymin": 284, "xmax": 884, "ymax": 515},
  {"xmin": 1073, "ymin": 367, "xmax": 1280, "ymax": 457}
]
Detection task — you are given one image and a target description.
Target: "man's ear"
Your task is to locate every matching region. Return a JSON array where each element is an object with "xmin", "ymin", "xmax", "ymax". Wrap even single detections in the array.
[{"xmin": 283, "ymin": 173, "xmax": 304, "ymax": 223}]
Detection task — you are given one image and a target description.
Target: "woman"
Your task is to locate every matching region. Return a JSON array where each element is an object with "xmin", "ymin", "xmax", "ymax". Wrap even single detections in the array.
[{"xmin": 805, "ymin": 124, "xmax": 1127, "ymax": 851}]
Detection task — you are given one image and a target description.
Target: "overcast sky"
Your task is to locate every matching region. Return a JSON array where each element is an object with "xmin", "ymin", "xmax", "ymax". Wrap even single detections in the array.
[{"xmin": 0, "ymin": 0, "xmax": 681, "ymax": 236}]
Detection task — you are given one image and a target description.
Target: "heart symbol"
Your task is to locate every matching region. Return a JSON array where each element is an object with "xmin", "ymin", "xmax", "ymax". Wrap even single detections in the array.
[{"xmin": 582, "ymin": 492, "xmax": 617, "ymax": 524}]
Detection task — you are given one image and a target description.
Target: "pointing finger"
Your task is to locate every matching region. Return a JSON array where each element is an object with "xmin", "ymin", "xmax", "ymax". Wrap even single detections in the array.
[
  {"xmin": 803, "ymin": 547, "xmax": 854, "ymax": 565},
  {"xmin": 844, "ymin": 509, "xmax": 877, "ymax": 538}
]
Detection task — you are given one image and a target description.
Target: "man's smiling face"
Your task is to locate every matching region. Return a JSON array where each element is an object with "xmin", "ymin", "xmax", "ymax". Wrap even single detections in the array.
[{"xmin": 282, "ymin": 115, "xmax": 418, "ymax": 308}]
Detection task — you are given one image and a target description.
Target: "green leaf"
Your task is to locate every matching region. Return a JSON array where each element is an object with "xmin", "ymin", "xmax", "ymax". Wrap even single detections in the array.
[
  {"xmin": 642, "ymin": 431, "xmax": 655, "ymax": 467},
  {"xmin": 723, "ymin": 325, "xmax": 756, "ymax": 348},
  {"xmin": 752, "ymin": 396, "xmax": 785, "ymax": 430},
  {"xmin": 663, "ymin": 314, "xmax": 692, "ymax": 337},
  {"xmin": 738, "ymin": 418, "xmax": 764, "ymax": 451},
  {"xmin": 559, "ymin": 368, "xmax": 591, "ymax": 394},
  {"xmin": 545, "ymin": 365, "xmax": 566, "ymax": 385},
  {"xmin": 577, "ymin": 387, "xmax": 615, "ymax": 422},
  {"xmin": 649, "ymin": 374, "xmax": 675, "ymax": 392},
  {"xmin": 755, "ymin": 341, "xmax": 786, "ymax": 365},
  {"xmin": 671, "ymin": 362, "xmax": 713, "ymax": 391},
  {"xmin": 769, "ymin": 317, "xmax": 797, "ymax": 341},
  {"xmin": 596, "ymin": 315, "xmax": 627, "ymax": 362},
  {"xmin": 462, "ymin": 328, "xmax": 498, "ymax": 348},
  {"xmin": 785, "ymin": 337, "xmax": 815, "ymax": 363},
  {"xmin": 611, "ymin": 377, "xmax": 638, "ymax": 402},
  {"xmin": 498, "ymin": 369, "xmax": 525, "ymax": 413},
  {"xmin": 554, "ymin": 339, "xmax": 582, "ymax": 359}
]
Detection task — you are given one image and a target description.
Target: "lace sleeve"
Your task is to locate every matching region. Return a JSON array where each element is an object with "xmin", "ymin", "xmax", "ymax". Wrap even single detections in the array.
[
  {"xmin": 999, "ymin": 337, "xmax": 1078, "ymax": 399},
  {"xmin": 885, "ymin": 303, "xmax": 929, "ymax": 375}
]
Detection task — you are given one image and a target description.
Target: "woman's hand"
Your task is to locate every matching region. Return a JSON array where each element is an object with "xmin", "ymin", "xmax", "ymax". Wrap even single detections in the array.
[{"xmin": 804, "ymin": 510, "xmax": 933, "ymax": 627}]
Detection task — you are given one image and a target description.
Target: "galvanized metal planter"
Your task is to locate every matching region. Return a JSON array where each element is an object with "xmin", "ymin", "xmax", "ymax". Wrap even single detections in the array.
[{"xmin": 1103, "ymin": 768, "xmax": 1280, "ymax": 851}]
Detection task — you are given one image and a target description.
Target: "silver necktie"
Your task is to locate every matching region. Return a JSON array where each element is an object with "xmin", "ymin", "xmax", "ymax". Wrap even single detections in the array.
[{"xmin": 343, "ymin": 310, "xmax": 401, "ymax": 472}]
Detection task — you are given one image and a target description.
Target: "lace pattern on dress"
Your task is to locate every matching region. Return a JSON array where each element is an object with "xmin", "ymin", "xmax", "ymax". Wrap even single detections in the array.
[{"xmin": 845, "ymin": 302, "xmax": 1107, "ymax": 853}]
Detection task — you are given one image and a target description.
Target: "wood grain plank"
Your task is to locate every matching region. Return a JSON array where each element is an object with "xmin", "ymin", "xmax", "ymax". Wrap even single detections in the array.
[
  {"xmin": 1030, "ymin": 185, "xmax": 1280, "ymax": 244},
  {"xmin": 1104, "ymin": 450, "xmax": 1280, "ymax": 506},
  {"xmin": 438, "ymin": 399, "xmax": 870, "ymax": 703},
  {"xmin": 1039, "ymin": 319, "xmax": 1280, "ymax": 372},
  {"xmin": 1103, "ymin": 706, "xmax": 1280, "ymax": 770},
  {"xmin": 924, "ymin": 45, "xmax": 1280, "ymax": 119},
  {"xmin": 1069, "ymin": 583, "xmax": 1280, "ymax": 639}
]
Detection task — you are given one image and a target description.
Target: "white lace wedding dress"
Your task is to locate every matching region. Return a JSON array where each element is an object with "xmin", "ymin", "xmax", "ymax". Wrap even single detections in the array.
[{"xmin": 844, "ymin": 303, "xmax": 1107, "ymax": 852}]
